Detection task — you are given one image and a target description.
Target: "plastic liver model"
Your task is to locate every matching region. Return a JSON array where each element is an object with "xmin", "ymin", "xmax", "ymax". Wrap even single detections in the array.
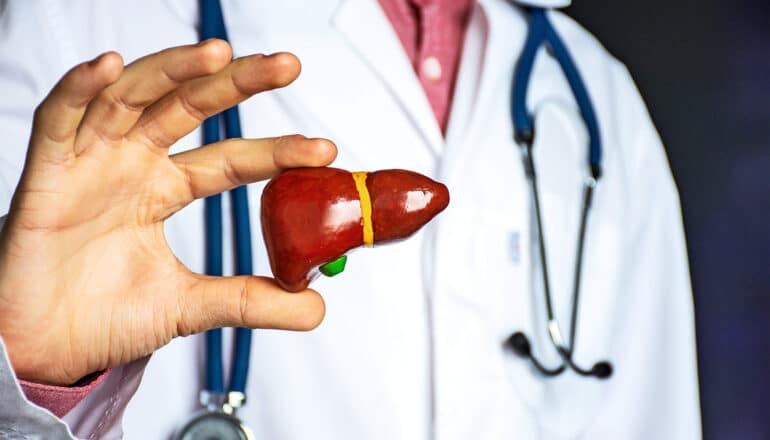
[{"xmin": 261, "ymin": 167, "xmax": 450, "ymax": 292}]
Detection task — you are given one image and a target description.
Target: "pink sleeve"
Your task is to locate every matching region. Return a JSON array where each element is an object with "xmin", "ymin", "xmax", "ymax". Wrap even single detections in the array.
[{"xmin": 19, "ymin": 370, "xmax": 111, "ymax": 418}]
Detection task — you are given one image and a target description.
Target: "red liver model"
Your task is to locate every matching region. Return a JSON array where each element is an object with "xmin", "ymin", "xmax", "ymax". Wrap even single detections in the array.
[{"xmin": 261, "ymin": 167, "xmax": 450, "ymax": 292}]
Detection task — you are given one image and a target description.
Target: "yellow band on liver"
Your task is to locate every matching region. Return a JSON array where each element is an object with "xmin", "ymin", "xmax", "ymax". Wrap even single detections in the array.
[{"xmin": 352, "ymin": 172, "xmax": 374, "ymax": 246}]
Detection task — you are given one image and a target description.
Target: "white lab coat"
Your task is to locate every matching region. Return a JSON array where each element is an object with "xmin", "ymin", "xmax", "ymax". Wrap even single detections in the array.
[{"xmin": 0, "ymin": 0, "xmax": 701, "ymax": 439}]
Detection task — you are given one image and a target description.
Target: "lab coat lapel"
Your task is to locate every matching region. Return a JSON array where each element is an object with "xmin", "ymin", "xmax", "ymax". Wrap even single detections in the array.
[
  {"xmin": 331, "ymin": 0, "xmax": 444, "ymax": 156},
  {"xmin": 442, "ymin": 1, "xmax": 528, "ymax": 184}
]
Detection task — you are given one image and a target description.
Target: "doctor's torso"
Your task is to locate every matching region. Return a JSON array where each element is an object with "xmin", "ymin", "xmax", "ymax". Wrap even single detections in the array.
[{"xmin": 0, "ymin": 0, "xmax": 701, "ymax": 439}]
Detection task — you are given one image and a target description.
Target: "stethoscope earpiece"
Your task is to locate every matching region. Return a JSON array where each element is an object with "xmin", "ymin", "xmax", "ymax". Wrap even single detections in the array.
[
  {"xmin": 591, "ymin": 361, "xmax": 613, "ymax": 379},
  {"xmin": 506, "ymin": 331, "xmax": 613, "ymax": 380},
  {"xmin": 506, "ymin": 332, "xmax": 532, "ymax": 357}
]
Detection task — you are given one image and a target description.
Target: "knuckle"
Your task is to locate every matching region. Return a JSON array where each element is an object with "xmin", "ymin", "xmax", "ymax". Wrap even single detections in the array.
[
  {"xmin": 238, "ymin": 277, "xmax": 253, "ymax": 327},
  {"xmin": 222, "ymin": 153, "xmax": 245, "ymax": 186},
  {"xmin": 175, "ymin": 90, "xmax": 208, "ymax": 123},
  {"xmin": 271, "ymin": 135, "xmax": 302, "ymax": 167},
  {"xmin": 175, "ymin": 280, "xmax": 197, "ymax": 337},
  {"xmin": 229, "ymin": 67, "xmax": 259, "ymax": 97},
  {"xmin": 99, "ymin": 88, "xmax": 146, "ymax": 114},
  {"xmin": 133, "ymin": 120, "xmax": 174, "ymax": 149},
  {"xmin": 157, "ymin": 61, "xmax": 180, "ymax": 86},
  {"xmin": 172, "ymin": 159, "xmax": 198, "ymax": 202}
]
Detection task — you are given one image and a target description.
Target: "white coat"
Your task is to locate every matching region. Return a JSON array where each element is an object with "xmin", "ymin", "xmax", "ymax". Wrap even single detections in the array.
[{"xmin": 0, "ymin": 0, "xmax": 701, "ymax": 439}]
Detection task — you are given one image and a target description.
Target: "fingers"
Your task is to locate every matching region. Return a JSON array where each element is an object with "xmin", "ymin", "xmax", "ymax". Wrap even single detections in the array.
[
  {"xmin": 76, "ymin": 39, "xmax": 232, "ymax": 150},
  {"xmin": 171, "ymin": 135, "xmax": 337, "ymax": 201},
  {"xmin": 130, "ymin": 52, "xmax": 301, "ymax": 149},
  {"xmin": 31, "ymin": 52, "xmax": 123, "ymax": 159},
  {"xmin": 177, "ymin": 274, "xmax": 326, "ymax": 335}
]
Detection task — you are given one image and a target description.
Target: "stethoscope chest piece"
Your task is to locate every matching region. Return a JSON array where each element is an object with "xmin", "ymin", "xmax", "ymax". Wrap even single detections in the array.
[
  {"xmin": 176, "ymin": 391, "xmax": 254, "ymax": 440},
  {"xmin": 176, "ymin": 410, "xmax": 255, "ymax": 440}
]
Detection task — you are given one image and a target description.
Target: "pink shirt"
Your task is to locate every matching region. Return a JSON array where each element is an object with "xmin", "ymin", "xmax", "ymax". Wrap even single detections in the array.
[
  {"xmin": 19, "ymin": 0, "xmax": 474, "ymax": 418},
  {"xmin": 378, "ymin": 0, "xmax": 473, "ymax": 132}
]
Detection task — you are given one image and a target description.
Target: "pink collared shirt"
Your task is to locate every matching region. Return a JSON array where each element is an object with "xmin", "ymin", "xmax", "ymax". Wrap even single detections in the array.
[
  {"xmin": 378, "ymin": 0, "xmax": 473, "ymax": 132},
  {"xmin": 19, "ymin": 0, "xmax": 474, "ymax": 418}
]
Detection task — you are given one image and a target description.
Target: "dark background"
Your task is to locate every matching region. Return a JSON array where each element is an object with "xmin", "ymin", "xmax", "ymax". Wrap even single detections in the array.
[{"xmin": 565, "ymin": 1, "xmax": 770, "ymax": 439}]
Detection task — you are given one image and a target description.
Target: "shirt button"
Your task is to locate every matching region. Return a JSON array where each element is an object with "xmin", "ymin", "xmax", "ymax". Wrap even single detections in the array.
[{"xmin": 421, "ymin": 56, "xmax": 442, "ymax": 81}]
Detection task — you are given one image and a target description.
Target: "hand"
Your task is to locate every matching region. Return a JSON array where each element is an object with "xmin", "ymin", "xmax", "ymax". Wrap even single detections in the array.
[{"xmin": 0, "ymin": 40, "xmax": 336, "ymax": 386}]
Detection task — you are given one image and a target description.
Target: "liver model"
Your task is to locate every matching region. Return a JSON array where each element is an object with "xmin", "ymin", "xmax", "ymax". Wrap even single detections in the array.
[{"xmin": 261, "ymin": 167, "xmax": 450, "ymax": 292}]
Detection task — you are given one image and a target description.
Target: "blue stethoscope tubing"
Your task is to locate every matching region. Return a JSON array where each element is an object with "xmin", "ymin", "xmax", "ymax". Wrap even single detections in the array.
[
  {"xmin": 200, "ymin": 0, "xmax": 253, "ymax": 399},
  {"xmin": 512, "ymin": 8, "xmax": 602, "ymax": 178},
  {"xmin": 508, "ymin": 8, "xmax": 613, "ymax": 379}
]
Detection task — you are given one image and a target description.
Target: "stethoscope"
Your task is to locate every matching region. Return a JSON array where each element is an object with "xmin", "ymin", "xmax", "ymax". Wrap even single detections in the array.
[
  {"xmin": 505, "ymin": 7, "xmax": 613, "ymax": 379},
  {"xmin": 175, "ymin": 0, "xmax": 255, "ymax": 439},
  {"xmin": 177, "ymin": 2, "xmax": 611, "ymax": 438}
]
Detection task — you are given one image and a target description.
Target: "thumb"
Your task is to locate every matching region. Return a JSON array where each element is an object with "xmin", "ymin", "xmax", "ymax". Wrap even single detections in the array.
[{"xmin": 176, "ymin": 273, "xmax": 326, "ymax": 336}]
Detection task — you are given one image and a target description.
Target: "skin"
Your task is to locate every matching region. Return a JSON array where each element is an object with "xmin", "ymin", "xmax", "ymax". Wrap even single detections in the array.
[{"xmin": 0, "ymin": 39, "xmax": 337, "ymax": 386}]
